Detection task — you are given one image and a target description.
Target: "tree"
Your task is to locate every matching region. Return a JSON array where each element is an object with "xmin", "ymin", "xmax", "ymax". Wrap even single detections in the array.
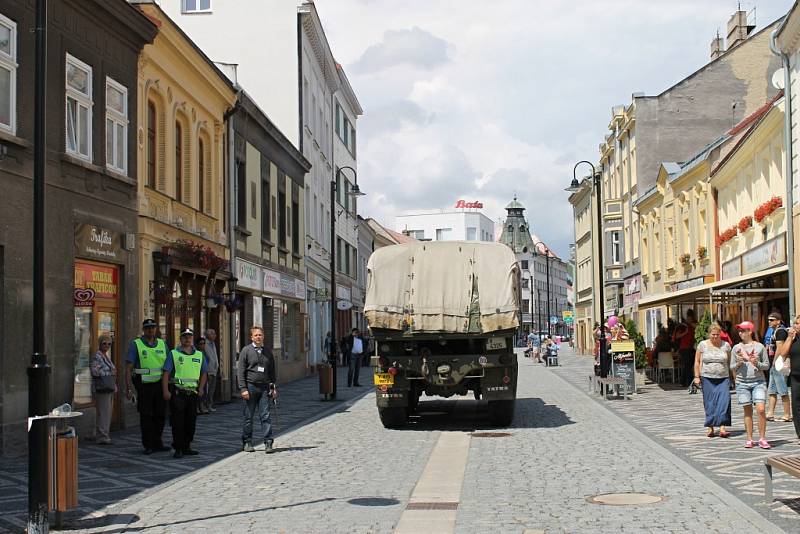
[
  {"xmin": 694, "ymin": 309, "xmax": 712, "ymax": 345},
  {"xmin": 624, "ymin": 319, "xmax": 647, "ymax": 368}
]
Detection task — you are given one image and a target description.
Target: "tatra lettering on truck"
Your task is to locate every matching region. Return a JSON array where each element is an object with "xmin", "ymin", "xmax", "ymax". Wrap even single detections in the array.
[{"xmin": 365, "ymin": 241, "xmax": 520, "ymax": 428}]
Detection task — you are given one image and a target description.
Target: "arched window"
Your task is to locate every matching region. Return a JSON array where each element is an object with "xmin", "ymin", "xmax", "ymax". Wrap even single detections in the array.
[
  {"xmin": 198, "ymin": 138, "xmax": 205, "ymax": 212},
  {"xmin": 147, "ymin": 101, "xmax": 157, "ymax": 188},
  {"xmin": 175, "ymin": 121, "xmax": 183, "ymax": 201}
]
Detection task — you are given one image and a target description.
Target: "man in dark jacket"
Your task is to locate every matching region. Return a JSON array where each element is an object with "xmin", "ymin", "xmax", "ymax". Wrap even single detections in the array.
[{"xmin": 237, "ymin": 326, "xmax": 277, "ymax": 453}]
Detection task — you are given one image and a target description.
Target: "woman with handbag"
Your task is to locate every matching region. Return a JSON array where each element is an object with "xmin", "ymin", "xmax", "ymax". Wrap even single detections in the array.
[
  {"xmin": 90, "ymin": 335, "xmax": 117, "ymax": 444},
  {"xmin": 693, "ymin": 323, "xmax": 732, "ymax": 438},
  {"xmin": 776, "ymin": 315, "xmax": 800, "ymax": 439}
]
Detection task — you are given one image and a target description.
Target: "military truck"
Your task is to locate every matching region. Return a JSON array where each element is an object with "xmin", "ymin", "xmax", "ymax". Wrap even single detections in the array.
[{"xmin": 365, "ymin": 241, "xmax": 520, "ymax": 428}]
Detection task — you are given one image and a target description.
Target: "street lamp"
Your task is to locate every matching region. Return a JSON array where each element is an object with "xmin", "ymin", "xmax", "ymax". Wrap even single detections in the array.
[
  {"xmin": 329, "ymin": 165, "xmax": 364, "ymax": 400},
  {"xmin": 532, "ymin": 240, "xmax": 551, "ymax": 338},
  {"xmin": 568, "ymin": 161, "xmax": 607, "ymax": 380}
]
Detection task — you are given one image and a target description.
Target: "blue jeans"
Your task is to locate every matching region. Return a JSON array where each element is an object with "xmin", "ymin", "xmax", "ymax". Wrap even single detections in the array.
[{"xmin": 241, "ymin": 384, "xmax": 273, "ymax": 445}]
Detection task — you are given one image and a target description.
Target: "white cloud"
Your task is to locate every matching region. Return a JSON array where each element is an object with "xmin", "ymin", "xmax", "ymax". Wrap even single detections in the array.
[{"xmin": 315, "ymin": 0, "xmax": 794, "ymax": 257}]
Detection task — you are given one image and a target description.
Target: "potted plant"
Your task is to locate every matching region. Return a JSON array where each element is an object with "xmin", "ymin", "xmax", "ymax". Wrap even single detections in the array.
[
  {"xmin": 738, "ymin": 215, "xmax": 753, "ymax": 233},
  {"xmin": 679, "ymin": 253, "xmax": 691, "ymax": 267},
  {"xmin": 625, "ymin": 319, "xmax": 647, "ymax": 386},
  {"xmin": 696, "ymin": 245, "xmax": 707, "ymax": 260}
]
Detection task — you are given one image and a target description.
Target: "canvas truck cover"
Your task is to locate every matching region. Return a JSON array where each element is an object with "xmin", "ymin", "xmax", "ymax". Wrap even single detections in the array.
[{"xmin": 365, "ymin": 241, "xmax": 520, "ymax": 333}]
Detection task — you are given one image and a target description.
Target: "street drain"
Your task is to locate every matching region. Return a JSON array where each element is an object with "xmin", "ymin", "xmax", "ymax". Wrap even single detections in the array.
[
  {"xmin": 586, "ymin": 492, "xmax": 664, "ymax": 506},
  {"xmin": 406, "ymin": 502, "xmax": 459, "ymax": 510},
  {"xmin": 470, "ymin": 432, "xmax": 511, "ymax": 438}
]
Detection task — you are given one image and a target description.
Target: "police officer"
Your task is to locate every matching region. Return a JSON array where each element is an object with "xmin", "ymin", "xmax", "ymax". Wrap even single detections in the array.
[
  {"xmin": 125, "ymin": 319, "xmax": 170, "ymax": 455},
  {"xmin": 162, "ymin": 328, "xmax": 207, "ymax": 458}
]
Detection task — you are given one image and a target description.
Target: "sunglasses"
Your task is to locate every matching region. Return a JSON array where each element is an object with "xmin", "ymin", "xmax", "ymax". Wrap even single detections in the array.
[{"xmin": 100, "ymin": 342, "xmax": 112, "ymax": 346}]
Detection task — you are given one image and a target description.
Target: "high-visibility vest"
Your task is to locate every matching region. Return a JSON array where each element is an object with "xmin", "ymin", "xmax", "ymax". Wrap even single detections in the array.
[
  {"xmin": 133, "ymin": 338, "xmax": 168, "ymax": 383},
  {"xmin": 171, "ymin": 349, "xmax": 203, "ymax": 392}
]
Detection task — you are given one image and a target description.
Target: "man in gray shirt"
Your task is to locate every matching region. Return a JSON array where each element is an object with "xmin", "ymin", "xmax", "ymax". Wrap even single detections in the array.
[{"xmin": 202, "ymin": 329, "xmax": 219, "ymax": 413}]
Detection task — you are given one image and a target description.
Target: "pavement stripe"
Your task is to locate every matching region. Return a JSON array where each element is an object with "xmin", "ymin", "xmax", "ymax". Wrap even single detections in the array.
[{"xmin": 394, "ymin": 423, "xmax": 472, "ymax": 534}]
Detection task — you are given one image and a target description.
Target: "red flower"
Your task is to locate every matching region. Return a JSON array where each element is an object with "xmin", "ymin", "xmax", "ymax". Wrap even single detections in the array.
[{"xmin": 738, "ymin": 216, "xmax": 753, "ymax": 233}]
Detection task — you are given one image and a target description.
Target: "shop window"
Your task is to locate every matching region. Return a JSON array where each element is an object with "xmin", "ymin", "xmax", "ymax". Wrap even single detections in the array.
[
  {"xmin": 0, "ymin": 14, "xmax": 17, "ymax": 134},
  {"xmin": 66, "ymin": 53, "xmax": 93, "ymax": 160},
  {"xmin": 172, "ymin": 279, "xmax": 184, "ymax": 345},
  {"xmin": 105, "ymin": 77, "xmax": 127, "ymax": 174}
]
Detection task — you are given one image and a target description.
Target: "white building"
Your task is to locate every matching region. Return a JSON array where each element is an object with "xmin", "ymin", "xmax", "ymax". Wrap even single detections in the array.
[
  {"xmin": 159, "ymin": 0, "xmax": 362, "ymax": 368},
  {"xmin": 395, "ymin": 202, "xmax": 494, "ymax": 242}
]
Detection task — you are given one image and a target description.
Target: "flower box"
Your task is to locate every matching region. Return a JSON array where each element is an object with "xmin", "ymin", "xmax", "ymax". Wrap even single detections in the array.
[{"xmin": 738, "ymin": 216, "xmax": 753, "ymax": 233}]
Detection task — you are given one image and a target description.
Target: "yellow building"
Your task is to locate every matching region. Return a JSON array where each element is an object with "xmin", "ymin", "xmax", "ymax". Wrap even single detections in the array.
[
  {"xmin": 637, "ymin": 95, "xmax": 789, "ymax": 332},
  {"xmin": 134, "ymin": 3, "xmax": 237, "ymax": 394}
]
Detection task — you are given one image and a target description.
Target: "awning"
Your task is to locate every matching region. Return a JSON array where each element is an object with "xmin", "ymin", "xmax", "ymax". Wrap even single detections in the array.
[{"xmin": 637, "ymin": 265, "xmax": 788, "ymax": 309}]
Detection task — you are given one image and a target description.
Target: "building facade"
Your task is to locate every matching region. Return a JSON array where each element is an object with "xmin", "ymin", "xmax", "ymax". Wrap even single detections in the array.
[
  {"xmin": 498, "ymin": 198, "xmax": 570, "ymax": 338},
  {"xmin": 231, "ymin": 91, "xmax": 311, "ymax": 383},
  {"xmin": 568, "ymin": 177, "xmax": 600, "ymax": 354},
  {"xmin": 133, "ymin": 1, "xmax": 237, "ymax": 396},
  {"xmin": 395, "ymin": 203, "xmax": 495, "ymax": 242},
  {"xmin": 0, "ymin": 0, "xmax": 156, "ymax": 453},
  {"xmin": 158, "ymin": 0, "xmax": 363, "ymax": 369}
]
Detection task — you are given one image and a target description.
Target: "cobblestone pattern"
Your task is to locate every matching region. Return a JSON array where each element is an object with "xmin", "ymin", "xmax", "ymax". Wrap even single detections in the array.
[
  {"xmin": 550, "ymin": 348, "xmax": 800, "ymax": 532},
  {"xmin": 455, "ymin": 355, "xmax": 784, "ymax": 533},
  {"xmin": 0, "ymin": 367, "xmax": 366, "ymax": 533}
]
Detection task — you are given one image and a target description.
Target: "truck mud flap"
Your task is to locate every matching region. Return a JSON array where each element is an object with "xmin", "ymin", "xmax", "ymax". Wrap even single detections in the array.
[{"xmin": 481, "ymin": 367, "xmax": 517, "ymax": 401}]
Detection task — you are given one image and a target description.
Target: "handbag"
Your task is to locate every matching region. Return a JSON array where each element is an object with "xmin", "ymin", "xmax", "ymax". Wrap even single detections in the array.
[
  {"xmin": 95, "ymin": 374, "xmax": 116, "ymax": 393},
  {"xmin": 774, "ymin": 355, "xmax": 791, "ymax": 377}
]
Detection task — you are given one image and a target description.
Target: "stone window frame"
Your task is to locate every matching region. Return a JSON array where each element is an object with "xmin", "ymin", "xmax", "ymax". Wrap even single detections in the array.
[
  {"xmin": 65, "ymin": 53, "xmax": 93, "ymax": 161},
  {"xmin": 0, "ymin": 13, "xmax": 17, "ymax": 135},
  {"xmin": 105, "ymin": 76, "xmax": 128, "ymax": 174}
]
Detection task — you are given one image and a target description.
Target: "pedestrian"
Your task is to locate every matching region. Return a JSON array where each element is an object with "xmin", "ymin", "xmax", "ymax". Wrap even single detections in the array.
[
  {"xmin": 693, "ymin": 323, "xmax": 732, "ymax": 438},
  {"xmin": 90, "ymin": 335, "xmax": 117, "ymax": 445},
  {"xmin": 125, "ymin": 319, "xmax": 170, "ymax": 455},
  {"xmin": 237, "ymin": 326, "xmax": 277, "ymax": 453},
  {"xmin": 718, "ymin": 320, "xmax": 733, "ymax": 346},
  {"xmin": 203, "ymin": 329, "xmax": 220, "ymax": 413},
  {"xmin": 348, "ymin": 328, "xmax": 365, "ymax": 387},
  {"xmin": 161, "ymin": 328, "xmax": 207, "ymax": 458},
  {"xmin": 323, "ymin": 331, "xmax": 333, "ymax": 362},
  {"xmin": 340, "ymin": 334, "xmax": 351, "ymax": 368},
  {"xmin": 764, "ymin": 313, "xmax": 792, "ymax": 422},
  {"xmin": 775, "ymin": 314, "xmax": 800, "ymax": 438},
  {"xmin": 195, "ymin": 337, "xmax": 208, "ymax": 415},
  {"xmin": 675, "ymin": 309, "xmax": 698, "ymax": 386},
  {"xmin": 730, "ymin": 321, "xmax": 771, "ymax": 449}
]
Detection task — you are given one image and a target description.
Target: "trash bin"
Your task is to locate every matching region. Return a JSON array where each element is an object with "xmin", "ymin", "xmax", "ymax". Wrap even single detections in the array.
[{"xmin": 317, "ymin": 363, "xmax": 333, "ymax": 397}]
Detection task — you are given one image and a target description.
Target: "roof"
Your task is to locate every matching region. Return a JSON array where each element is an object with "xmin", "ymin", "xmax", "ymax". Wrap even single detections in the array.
[{"xmin": 505, "ymin": 197, "xmax": 525, "ymax": 210}]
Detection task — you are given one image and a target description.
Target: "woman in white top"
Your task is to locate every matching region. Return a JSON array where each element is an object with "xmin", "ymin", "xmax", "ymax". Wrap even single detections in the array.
[
  {"xmin": 693, "ymin": 324, "xmax": 732, "ymax": 438},
  {"xmin": 730, "ymin": 321, "xmax": 771, "ymax": 449}
]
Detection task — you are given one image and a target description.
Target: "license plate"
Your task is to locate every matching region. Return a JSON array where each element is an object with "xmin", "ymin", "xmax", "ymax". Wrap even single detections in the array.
[
  {"xmin": 373, "ymin": 373, "xmax": 394, "ymax": 386},
  {"xmin": 486, "ymin": 337, "xmax": 507, "ymax": 350}
]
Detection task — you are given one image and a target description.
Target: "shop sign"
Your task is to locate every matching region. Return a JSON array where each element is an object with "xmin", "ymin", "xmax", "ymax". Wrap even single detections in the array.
[
  {"xmin": 74, "ymin": 262, "xmax": 119, "ymax": 299},
  {"xmin": 280, "ymin": 273, "xmax": 295, "ymax": 297},
  {"xmin": 742, "ymin": 233, "xmax": 786, "ymax": 275},
  {"xmin": 672, "ymin": 276, "xmax": 705, "ymax": 291},
  {"xmin": 263, "ymin": 269, "xmax": 281, "ymax": 294},
  {"xmin": 722, "ymin": 258, "xmax": 742, "ymax": 280},
  {"xmin": 74, "ymin": 224, "xmax": 123, "ymax": 262},
  {"xmin": 235, "ymin": 259, "xmax": 262, "ymax": 291},
  {"xmin": 336, "ymin": 284, "xmax": 351, "ymax": 301},
  {"xmin": 294, "ymin": 279, "xmax": 306, "ymax": 300},
  {"xmin": 337, "ymin": 300, "xmax": 353, "ymax": 311},
  {"xmin": 454, "ymin": 200, "xmax": 483, "ymax": 209},
  {"xmin": 73, "ymin": 287, "xmax": 95, "ymax": 307},
  {"xmin": 522, "ymin": 313, "xmax": 533, "ymax": 324}
]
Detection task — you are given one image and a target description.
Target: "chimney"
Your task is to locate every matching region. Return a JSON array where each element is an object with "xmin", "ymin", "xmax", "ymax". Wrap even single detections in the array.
[
  {"xmin": 710, "ymin": 31, "xmax": 725, "ymax": 59},
  {"xmin": 726, "ymin": 9, "xmax": 756, "ymax": 50}
]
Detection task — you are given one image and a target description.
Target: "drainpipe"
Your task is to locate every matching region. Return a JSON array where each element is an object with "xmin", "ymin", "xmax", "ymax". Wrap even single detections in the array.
[
  {"xmin": 770, "ymin": 30, "xmax": 796, "ymax": 318},
  {"xmin": 224, "ymin": 92, "xmax": 242, "ymax": 398}
]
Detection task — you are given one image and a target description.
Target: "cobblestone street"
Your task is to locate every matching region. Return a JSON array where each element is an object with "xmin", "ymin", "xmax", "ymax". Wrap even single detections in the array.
[{"xmin": 3, "ymin": 349, "xmax": 794, "ymax": 533}]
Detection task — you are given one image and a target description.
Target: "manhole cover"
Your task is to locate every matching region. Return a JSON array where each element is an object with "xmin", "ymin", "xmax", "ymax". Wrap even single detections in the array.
[
  {"xmin": 587, "ymin": 492, "xmax": 664, "ymax": 506},
  {"xmin": 470, "ymin": 432, "xmax": 511, "ymax": 438}
]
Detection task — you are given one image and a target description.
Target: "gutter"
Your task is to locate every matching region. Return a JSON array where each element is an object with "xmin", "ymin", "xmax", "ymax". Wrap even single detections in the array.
[{"xmin": 770, "ymin": 30, "xmax": 796, "ymax": 318}]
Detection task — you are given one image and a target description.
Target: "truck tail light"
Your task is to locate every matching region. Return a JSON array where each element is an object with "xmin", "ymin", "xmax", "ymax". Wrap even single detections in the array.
[
  {"xmin": 502, "ymin": 375, "xmax": 511, "ymax": 384},
  {"xmin": 388, "ymin": 367, "xmax": 398, "ymax": 376}
]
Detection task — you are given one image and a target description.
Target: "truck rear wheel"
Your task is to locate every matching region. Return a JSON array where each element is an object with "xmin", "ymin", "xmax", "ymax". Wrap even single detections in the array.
[
  {"xmin": 378, "ymin": 407, "xmax": 408, "ymax": 428},
  {"xmin": 487, "ymin": 399, "xmax": 515, "ymax": 427}
]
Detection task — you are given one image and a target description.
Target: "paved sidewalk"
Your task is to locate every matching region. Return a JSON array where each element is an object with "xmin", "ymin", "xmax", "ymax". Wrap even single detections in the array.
[
  {"xmin": 548, "ymin": 347, "xmax": 800, "ymax": 532},
  {"xmin": 0, "ymin": 366, "xmax": 367, "ymax": 533}
]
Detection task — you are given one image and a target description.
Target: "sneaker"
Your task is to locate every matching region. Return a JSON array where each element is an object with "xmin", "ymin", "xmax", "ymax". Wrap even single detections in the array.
[
  {"xmin": 265, "ymin": 441, "xmax": 274, "ymax": 454},
  {"xmin": 243, "ymin": 442, "xmax": 255, "ymax": 453},
  {"xmin": 744, "ymin": 440, "xmax": 754, "ymax": 448},
  {"xmin": 209, "ymin": 406, "xmax": 217, "ymax": 413},
  {"xmin": 758, "ymin": 439, "xmax": 771, "ymax": 449}
]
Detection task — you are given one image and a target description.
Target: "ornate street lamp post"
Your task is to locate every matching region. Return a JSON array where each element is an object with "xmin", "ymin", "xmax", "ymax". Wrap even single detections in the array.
[
  {"xmin": 569, "ymin": 161, "xmax": 608, "ymax": 378},
  {"xmin": 329, "ymin": 166, "xmax": 364, "ymax": 399}
]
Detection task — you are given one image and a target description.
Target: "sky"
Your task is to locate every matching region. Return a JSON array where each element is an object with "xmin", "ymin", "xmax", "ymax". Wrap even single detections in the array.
[{"xmin": 315, "ymin": 0, "xmax": 794, "ymax": 259}]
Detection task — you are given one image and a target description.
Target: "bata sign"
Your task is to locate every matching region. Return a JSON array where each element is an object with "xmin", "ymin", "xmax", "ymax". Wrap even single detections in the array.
[{"xmin": 454, "ymin": 200, "xmax": 483, "ymax": 209}]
